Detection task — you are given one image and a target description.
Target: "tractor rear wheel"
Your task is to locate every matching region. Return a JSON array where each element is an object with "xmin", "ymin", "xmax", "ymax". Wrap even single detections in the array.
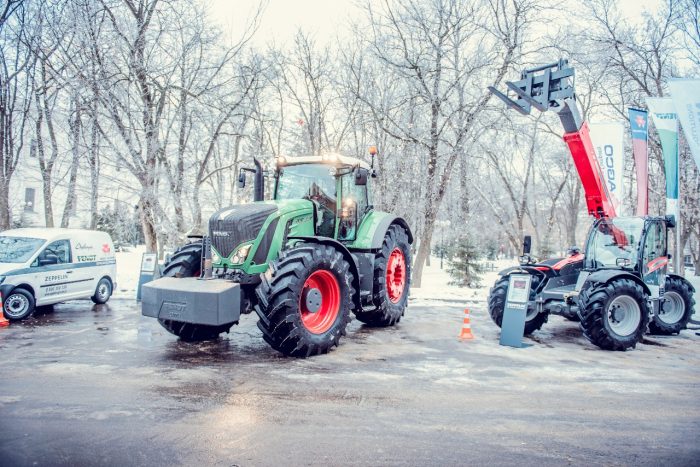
[
  {"xmin": 354, "ymin": 225, "xmax": 411, "ymax": 327},
  {"xmin": 649, "ymin": 276, "xmax": 695, "ymax": 335},
  {"xmin": 255, "ymin": 244, "xmax": 354, "ymax": 357},
  {"xmin": 157, "ymin": 241, "xmax": 232, "ymax": 342},
  {"xmin": 487, "ymin": 274, "xmax": 547, "ymax": 335},
  {"xmin": 578, "ymin": 278, "xmax": 648, "ymax": 350}
]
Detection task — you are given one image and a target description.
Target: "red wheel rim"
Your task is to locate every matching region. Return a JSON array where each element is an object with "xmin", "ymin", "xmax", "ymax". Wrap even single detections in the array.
[
  {"xmin": 299, "ymin": 270, "xmax": 341, "ymax": 334},
  {"xmin": 386, "ymin": 248, "xmax": 406, "ymax": 303}
]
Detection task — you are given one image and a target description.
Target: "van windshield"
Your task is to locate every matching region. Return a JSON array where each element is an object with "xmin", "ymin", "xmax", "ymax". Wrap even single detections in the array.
[{"xmin": 0, "ymin": 236, "xmax": 45, "ymax": 263}]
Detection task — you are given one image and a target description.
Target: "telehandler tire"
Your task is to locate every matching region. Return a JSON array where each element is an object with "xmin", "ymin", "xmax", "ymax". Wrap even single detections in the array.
[
  {"xmin": 578, "ymin": 278, "xmax": 648, "ymax": 350},
  {"xmin": 255, "ymin": 244, "xmax": 353, "ymax": 357},
  {"xmin": 157, "ymin": 240, "xmax": 232, "ymax": 341},
  {"xmin": 355, "ymin": 224, "xmax": 411, "ymax": 327},
  {"xmin": 487, "ymin": 274, "xmax": 548, "ymax": 335},
  {"xmin": 649, "ymin": 276, "xmax": 695, "ymax": 335}
]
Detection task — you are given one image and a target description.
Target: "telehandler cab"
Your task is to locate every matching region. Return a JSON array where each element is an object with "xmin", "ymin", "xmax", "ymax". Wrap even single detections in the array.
[
  {"xmin": 142, "ymin": 149, "xmax": 413, "ymax": 357},
  {"xmin": 487, "ymin": 60, "xmax": 695, "ymax": 350}
]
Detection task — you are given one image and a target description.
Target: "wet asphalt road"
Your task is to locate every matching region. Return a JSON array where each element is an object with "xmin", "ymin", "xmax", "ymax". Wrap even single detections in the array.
[{"xmin": 0, "ymin": 297, "xmax": 699, "ymax": 466}]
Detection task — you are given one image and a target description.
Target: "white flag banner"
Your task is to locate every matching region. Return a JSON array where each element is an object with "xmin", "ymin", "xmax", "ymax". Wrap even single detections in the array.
[
  {"xmin": 669, "ymin": 79, "xmax": 700, "ymax": 170},
  {"xmin": 589, "ymin": 122, "xmax": 625, "ymax": 214}
]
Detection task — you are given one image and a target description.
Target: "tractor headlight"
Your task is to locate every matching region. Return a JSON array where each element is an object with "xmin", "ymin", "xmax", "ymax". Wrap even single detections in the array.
[
  {"xmin": 231, "ymin": 244, "xmax": 252, "ymax": 264},
  {"xmin": 211, "ymin": 250, "xmax": 221, "ymax": 264}
]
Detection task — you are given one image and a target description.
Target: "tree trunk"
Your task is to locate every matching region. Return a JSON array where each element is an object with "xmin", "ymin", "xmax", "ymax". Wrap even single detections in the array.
[
  {"xmin": 89, "ymin": 116, "xmax": 100, "ymax": 229},
  {"xmin": 61, "ymin": 98, "xmax": 81, "ymax": 228},
  {"xmin": 138, "ymin": 196, "xmax": 158, "ymax": 253},
  {"xmin": 0, "ymin": 179, "xmax": 10, "ymax": 229}
]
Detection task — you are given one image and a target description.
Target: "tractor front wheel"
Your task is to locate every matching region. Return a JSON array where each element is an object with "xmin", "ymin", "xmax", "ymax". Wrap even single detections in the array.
[
  {"xmin": 487, "ymin": 275, "xmax": 547, "ymax": 335},
  {"xmin": 255, "ymin": 244, "xmax": 354, "ymax": 357},
  {"xmin": 649, "ymin": 276, "xmax": 695, "ymax": 335},
  {"xmin": 578, "ymin": 278, "xmax": 648, "ymax": 350},
  {"xmin": 355, "ymin": 224, "xmax": 411, "ymax": 327},
  {"xmin": 157, "ymin": 240, "xmax": 232, "ymax": 341}
]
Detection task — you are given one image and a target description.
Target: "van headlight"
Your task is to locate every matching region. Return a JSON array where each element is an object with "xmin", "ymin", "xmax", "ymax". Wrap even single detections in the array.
[
  {"xmin": 0, "ymin": 276, "xmax": 4, "ymax": 285},
  {"xmin": 231, "ymin": 244, "xmax": 252, "ymax": 264}
]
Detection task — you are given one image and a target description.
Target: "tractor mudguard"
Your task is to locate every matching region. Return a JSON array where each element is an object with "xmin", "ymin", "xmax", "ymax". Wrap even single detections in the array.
[
  {"xmin": 667, "ymin": 273, "xmax": 696, "ymax": 293},
  {"xmin": 349, "ymin": 212, "xmax": 412, "ymax": 250},
  {"xmin": 141, "ymin": 277, "xmax": 241, "ymax": 326},
  {"xmin": 370, "ymin": 216, "xmax": 413, "ymax": 249},
  {"xmin": 580, "ymin": 269, "xmax": 651, "ymax": 296},
  {"xmin": 287, "ymin": 236, "xmax": 362, "ymax": 309}
]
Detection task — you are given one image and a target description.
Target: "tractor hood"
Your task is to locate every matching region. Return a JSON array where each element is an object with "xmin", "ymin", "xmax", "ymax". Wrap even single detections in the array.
[{"xmin": 208, "ymin": 199, "xmax": 312, "ymax": 259}]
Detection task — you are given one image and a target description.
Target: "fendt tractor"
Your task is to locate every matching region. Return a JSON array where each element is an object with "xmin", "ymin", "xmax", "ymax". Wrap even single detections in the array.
[
  {"xmin": 487, "ymin": 60, "xmax": 695, "ymax": 351},
  {"xmin": 141, "ymin": 149, "xmax": 413, "ymax": 357}
]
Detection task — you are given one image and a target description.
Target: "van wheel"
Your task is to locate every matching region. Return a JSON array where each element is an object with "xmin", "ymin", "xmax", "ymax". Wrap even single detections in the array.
[
  {"xmin": 3, "ymin": 288, "xmax": 35, "ymax": 321},
  {"xmin": 91, "ymin": 278, "xmax": 112, "ymax": 304}
]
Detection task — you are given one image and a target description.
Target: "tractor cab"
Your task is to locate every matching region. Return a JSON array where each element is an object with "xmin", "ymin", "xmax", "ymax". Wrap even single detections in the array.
[
  {"xmin": 273, "ymin": 154, "xmax": 372, "ymax": 242},
  {"xmin": 584, "ymin": 216, "xmax": 669, "ymax": 294}
]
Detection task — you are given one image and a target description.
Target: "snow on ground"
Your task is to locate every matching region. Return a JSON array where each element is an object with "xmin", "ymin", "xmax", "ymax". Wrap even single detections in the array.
[{"xmin": 113, "ymin": 247, "xmax": 700, "ymax": 321}]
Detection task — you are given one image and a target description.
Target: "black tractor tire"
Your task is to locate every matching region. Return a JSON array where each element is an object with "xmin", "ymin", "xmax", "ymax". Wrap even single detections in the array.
[
  {"xmin": 354, "ymin": 224, "xmax": 411, "ymax": 327},
  {"xmin": 3, "ymin": 287, "xmax": 35, "ymax": 321},
  {"xmin": 157, "ymin": 240, "xmax": 232, "ymax": 342},
  {"xmin": 255, "ymin": 244, "xmax": 354, "ymax": 357},
  {"xmin": 649, "ymin": 276, "xmax": 695, "ymax": 335},
  {"xmin": 487, "ymin": 274, "xmax": 548, "ymax": 335},
  {"xmin": 578, "ymin": 278, "xmax": 649, "ymax": 351},
  {"xmin": 91, "ymin": 277, "xmax": 112, "ymax": 304}
]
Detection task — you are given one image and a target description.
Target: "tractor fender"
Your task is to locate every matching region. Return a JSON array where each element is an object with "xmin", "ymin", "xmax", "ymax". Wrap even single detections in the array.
[
  {"xmin": 370, "ymin": 216, "xmax": 413, "ymax": 249},
  {"xmin": 581, "ymin": 269, "xmax": 651, "ymax": 296},
  {"xmin": 287, "ymin": 236, "xmax": 362, "ymax": 310},
  {"xmin": 667, "ymin": 273, "xmax": 695, "ymax": 292}
]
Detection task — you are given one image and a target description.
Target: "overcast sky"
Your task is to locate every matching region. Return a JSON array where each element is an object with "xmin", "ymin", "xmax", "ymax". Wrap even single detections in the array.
[{"xmin": 207, "ymin": 0, "xmax": 665, "ymax": 49}]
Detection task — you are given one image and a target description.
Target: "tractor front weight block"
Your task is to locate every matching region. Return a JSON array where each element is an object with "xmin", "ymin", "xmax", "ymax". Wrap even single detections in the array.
[{"xmin": 142, "ymin": 277, "xmax": 241, "ymax": 326}]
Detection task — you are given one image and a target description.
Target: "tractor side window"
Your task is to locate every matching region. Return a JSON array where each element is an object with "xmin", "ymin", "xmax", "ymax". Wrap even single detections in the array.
[
  {"xmin": 642, "ymin": 222, "xmax": 666, "ymax": 279},
  {"xmin": 338, "ymin": 173, "xmax": 368, "ymax": 241}
]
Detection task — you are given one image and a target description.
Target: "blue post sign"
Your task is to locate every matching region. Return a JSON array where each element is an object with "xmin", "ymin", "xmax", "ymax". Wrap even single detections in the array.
[
  {"xmin": 499, "ymin": 274, "xmax": 532, "ymax": 348},
  {"xmin": 136, "ymin": 253, "xmax": 160, "ymax": 301}
]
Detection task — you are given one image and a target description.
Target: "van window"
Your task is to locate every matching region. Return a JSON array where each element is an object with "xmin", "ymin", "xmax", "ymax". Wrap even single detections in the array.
[
  {"xmin": 34, "ymin": 240, "xmax": 72, "ymax": 266},
  {"xmin": 0, "ymin": 237, "xmax": 45, "ymax": 263}
]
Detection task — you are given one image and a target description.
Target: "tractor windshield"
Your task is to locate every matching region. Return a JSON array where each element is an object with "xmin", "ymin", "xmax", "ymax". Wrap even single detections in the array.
[
  {"xmin": 586, "ymin": 217, "xmax": 644, "ymax": 269},
  {"xmin": 275, "ymin": 163, "xmax": 337, "ymax": 237}
]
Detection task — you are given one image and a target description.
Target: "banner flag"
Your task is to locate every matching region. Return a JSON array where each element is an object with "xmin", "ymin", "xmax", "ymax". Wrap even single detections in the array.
[
  {"xmin": 646, "ymin": 97, "xmax": 679, "ymax": 217},
  {"xmin": 590, "ymin": 122, "xmax": 625, "ymax": 214},
  {"xmin": 669, "ymin": 79, "xmax": 700, "ymax": 170},
  {"xmin": 628, "ymin": 108, "xmax": 649, "ymax": 216}
]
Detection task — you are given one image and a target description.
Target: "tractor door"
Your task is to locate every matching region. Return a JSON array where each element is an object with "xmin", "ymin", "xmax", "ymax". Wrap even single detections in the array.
[
  {"xmin": 641, "ymin": 220, "xmax": 668, "ymax": 298},
  {"xmin": 337, "ymin": 168, "xmax": 369, "ymax": 242}
]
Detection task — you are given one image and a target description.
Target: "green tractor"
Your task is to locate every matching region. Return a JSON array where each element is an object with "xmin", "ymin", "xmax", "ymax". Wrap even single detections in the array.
[{"xmin": 142, "ymin": 150, "xmax": 413, "ymax": 357}]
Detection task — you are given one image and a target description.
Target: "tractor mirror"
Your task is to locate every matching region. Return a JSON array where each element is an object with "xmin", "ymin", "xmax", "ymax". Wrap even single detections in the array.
[
  {"xmin": 522, "ymin": 235, "xmax": 532, "ymax": 255},
  {"xmin": 355, "ymin": 168, "xmax": 368, "ymax": 186},
  {"xmin": 237, "ymin": 171, "xmax": 246, "ymax": 189}
]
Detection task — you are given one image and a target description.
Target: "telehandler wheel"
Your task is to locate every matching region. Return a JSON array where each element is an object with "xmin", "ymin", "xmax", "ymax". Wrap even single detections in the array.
[
  {"xmin": 487, "ymin": 275, "xmax": 548, "ymax": 335},
  {"xmin": 156, "ymin": 240, "xmax": 232, "ymax": 342},
  {"xmin": 355, "ymin": 224, "xmax": 411, "ymax": 327},
  {"xmin": 649, "ymin": 276, "xmax": 695, "ymax": 335},
  {"xmin": 255, "ymin": 244, "xmax": 354, "ymax": 357},
  {"xmin": 578, "ymin": 278, "xmax": 649, "ymax": 351}
]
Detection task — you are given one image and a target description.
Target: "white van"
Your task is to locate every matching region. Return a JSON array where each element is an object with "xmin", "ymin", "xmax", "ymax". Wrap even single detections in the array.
[{"xmin": 0, "ymin": 228, "xmax": 117, "ymax": 321}]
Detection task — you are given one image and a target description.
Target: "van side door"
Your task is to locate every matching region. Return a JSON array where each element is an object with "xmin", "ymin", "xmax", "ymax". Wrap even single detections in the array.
[{"xmin": 34, "ymin": 239, "xmax": 76, "ymax": 304}]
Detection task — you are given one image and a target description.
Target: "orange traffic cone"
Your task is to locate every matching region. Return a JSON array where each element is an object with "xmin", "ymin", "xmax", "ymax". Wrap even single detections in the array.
[
  {"xmin": 459, "ymin": 308, "xmax": 474, "ymax": 340},
  {"xmin": 0, "ymin": 293, "xmax": 9, "ymax": 328}
]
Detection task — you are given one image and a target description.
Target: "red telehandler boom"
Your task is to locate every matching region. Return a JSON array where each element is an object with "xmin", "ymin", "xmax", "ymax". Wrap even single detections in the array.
[{"xmin": 486, "ymin": 60, "xmax": 695, "ymax": 351}]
